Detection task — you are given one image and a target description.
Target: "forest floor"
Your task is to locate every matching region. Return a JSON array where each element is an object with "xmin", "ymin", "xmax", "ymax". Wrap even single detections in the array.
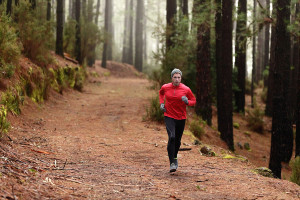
[{"xmin": 0, "ymin": 60, "xmax": 299, "ymax": 199}]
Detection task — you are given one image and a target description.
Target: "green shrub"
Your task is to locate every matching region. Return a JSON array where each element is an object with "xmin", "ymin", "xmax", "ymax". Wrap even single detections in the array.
[
  {"xmin": 290, "ymin": 156, "xmax": 300, "ymax": 186},
  {"xmin": 189, "ymin": 120, "xmax": 205, "ymax": 139},
  {"xmin": 1, "ymin": 86, "xmax": 24, "ymax": 115},
  {"xmin": 246, "ymin": 107, "xmax": 264, "ymax": 133},
  {"xmin": 145, "ymin": 95, "xmax": 164, "ymax": 123},
  {"xmin": 0, "ymin": 105, "xmax": 10, "ymax": 138},
  {"xmin": 14, "ymin": 1, "xmax": 54, "ymax": 66},
  {"xmin": 0, "ymin": 13, "xmax": 21, "ymax": 78},
  {"xmin": 245, "ymin": 78, "xmax": 252, "ymax": 95}
]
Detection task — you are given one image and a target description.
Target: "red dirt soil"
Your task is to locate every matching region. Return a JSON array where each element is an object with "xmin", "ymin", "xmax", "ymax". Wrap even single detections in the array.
[{"xmin": 0, "ymin": 60, "xmax": 299, "ymax": 199}]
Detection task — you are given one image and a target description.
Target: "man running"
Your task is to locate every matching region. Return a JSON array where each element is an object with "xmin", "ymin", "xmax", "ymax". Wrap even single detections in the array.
[{"xmin": 159, "ymin": 68, "xmax": 196, "ymax": 172}]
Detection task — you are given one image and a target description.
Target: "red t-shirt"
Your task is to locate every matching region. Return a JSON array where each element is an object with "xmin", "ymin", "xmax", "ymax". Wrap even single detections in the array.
[{"xmin": 159, "ymin": 83, "xmax": 196, "ymax": 120}]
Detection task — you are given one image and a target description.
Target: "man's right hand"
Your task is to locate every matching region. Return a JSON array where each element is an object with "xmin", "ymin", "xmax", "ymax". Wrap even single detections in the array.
[{"xmin": 160, "ymin": 103, "xmax": 166, "ymax": 112}]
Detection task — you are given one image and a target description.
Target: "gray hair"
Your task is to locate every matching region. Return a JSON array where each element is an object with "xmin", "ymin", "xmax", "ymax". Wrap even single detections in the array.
[{"xmin": 171, "ymin": 68, "xmax": 182, "ymax": 78}]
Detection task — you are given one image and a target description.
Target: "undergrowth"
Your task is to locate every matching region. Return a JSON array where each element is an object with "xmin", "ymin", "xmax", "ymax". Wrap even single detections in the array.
[
  {"xmin": 144, "ymin": 95, "xmax": 164, "ymax": 123},
  {"xmin": 290, "ymin": 156, "xmax": 300, "ymax": 186}
]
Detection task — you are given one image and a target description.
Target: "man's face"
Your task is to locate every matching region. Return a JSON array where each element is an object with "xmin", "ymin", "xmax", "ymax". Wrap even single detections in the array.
[{"xmin": 172, "ymin": 73, "xmax": 181, "ymax": 86}]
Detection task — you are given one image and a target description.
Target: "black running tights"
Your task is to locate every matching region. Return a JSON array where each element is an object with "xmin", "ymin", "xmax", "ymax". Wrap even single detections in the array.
[{"xmin": 164, "ymin": 116, "xmax": 186, "ymax": 164}]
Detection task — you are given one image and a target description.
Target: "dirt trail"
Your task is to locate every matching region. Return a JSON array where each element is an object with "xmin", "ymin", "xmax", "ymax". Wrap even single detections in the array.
[{"xmin": 3, "ymin": 69, "xmax": 300, "ymax": 199}]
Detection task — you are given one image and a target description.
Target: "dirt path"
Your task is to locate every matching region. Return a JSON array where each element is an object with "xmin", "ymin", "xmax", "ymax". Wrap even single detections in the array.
[{"xmin": 3, "ymin": 73, "xmax": 300, "ymax": 199}]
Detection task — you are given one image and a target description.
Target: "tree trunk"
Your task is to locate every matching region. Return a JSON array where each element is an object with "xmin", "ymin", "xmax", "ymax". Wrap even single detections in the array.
[
  {"xmin": 71, "ymin": 0, "xmax": 76, "ymax": 19},
  {"xmin": 122, "ymin": 0, "xmax": 130, "ymax": 63},
  {"xmin": 15, "ymin": 0, "xmax": 19, "ymax": 6},
  {"xmin": 128, "ymin": 0, "xmax": 134, "ymax": 65},
  {"xmin": 0, "ymin": 0, "xmax": 2, "ymax": 5},
  {"xmin": 181, "ymin": 0, "xmax": 188, "ymax": 17},
  {"xmin": 194, "ymin": 0, "xmax": 212, "ymax": 126},
  {"xmin": 75, "ymin": 0, "xmax": 82, "ymax": 64},
  {"xmin": 217, "ymin": 0, "xmax": 234, "ymax": 151},
  {"xmin": 95, "ymin": 0, "xmax": 100, "ymax": 25},
  {"xmin": 234, "ymin": 0, "xmax": 247, "ymax": 113},
  {"xmin": 290, "ymin": 2, "xmax": 299, "ymax": 123},
  {"xmin": 264, "ymin": 0, "xmax": 270, "ymax": 86},
  {"xmin": 6, "ymin": 0, "xmax": 12, "ymax": 16},
  {"xmin": 143, "ymin": 2, "xmax": 147, "ymax": 62},
  {"xmin": 265, "ymin": 0, "xmax": 277, "ymax": 116},
  {"xmin": 56, "ymin": 0, "xmax": 64, "ymax": 57},
  {"xmin": 269, "ymin": 0, "xmax": 293, "ymax": 179},
  {"xmin": 296, "ymin": 2, "xmax": 300, "ymax": 158},
  {"xmin": 135, "ymin": 0, "xmax": 144, "ymax": 72},
  {"xmin": 251, "ymin": 0, "xmax": 257, "ymax": 108},
  {"xmin": 166, "ymin": 0, "xmax": 177, "ymax": 50},
  {"xmin": 107, "ymin": 0, "xmax": 113, "ymax": 61},
  {"xmin": 47, "ymin": 0, "xmax": 51, "ymax": 21},
  {"xmin": 102, "ymin": 0, "xmax": 113, "ymax": 67}
]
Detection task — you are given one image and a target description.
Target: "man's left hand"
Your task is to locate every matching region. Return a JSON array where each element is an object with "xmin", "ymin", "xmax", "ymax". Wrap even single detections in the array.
[{"xmin": 181, "ymin": 96, "xmax": 188, "ymax": 105}]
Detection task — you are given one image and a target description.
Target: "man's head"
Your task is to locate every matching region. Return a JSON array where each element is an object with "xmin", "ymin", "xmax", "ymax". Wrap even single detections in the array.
[{"xmin": 171, "ymin": 68, "xmax": 182, "ymax": 86}]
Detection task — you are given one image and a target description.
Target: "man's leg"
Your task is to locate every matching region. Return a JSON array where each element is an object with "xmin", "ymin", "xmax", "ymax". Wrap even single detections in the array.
[
  {"xmin": 174, "ymin": 119, "xmax": 186, "ymax": 160},
  {"xmin": 164, "ymin": 116, "xmax": 176, "ymax": 165}
]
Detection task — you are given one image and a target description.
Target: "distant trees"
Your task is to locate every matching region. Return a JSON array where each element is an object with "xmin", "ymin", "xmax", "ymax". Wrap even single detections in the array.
[
  {"xmin": 6, "ymin": 0, "xmax": 12, "ymax": 16},
  {"xmin": 47, "ymin": 0, "xmax": 51, "ymax": 21}
]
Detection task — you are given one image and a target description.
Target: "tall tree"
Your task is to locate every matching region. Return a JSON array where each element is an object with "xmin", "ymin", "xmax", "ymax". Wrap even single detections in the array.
[
  {"xmin": 218, "ymin": 0, "xmax": 234, "ymax": 151},
  {"xmin": 180, "ymin": 0, "xmax": 188, "ymax": 17},
  {"xmin": 47, "ymin": 0, "xmax": 51, "ymax": 21},
  {"xmin": 166, "ymin": 0, "xmax": 177, "ymax": 50},
  {"xmin": 127, "ymin": 0, "xmax": 134, "ymax": 65},
  {"xmin": 56, "ymin": 0, "xmax": 64, "ymax": 57},
  {"xmin": 290, "ymin": 2, "xmax": 300, "ymax": 122},
  {"xmin": 75, "ymin": 0, "xmax": 82, "ymax": 64},
  {"xmin": 194, "ymin": 0, "xmax": 212, "ymax": 125},
  {"xmin": 269, "ymin": 0, "xmax": 293, "ymax": 179},
  {"xmin": 6, "ymin": 0, "xmax": 12, "ymax": 16},
  {"xmin": 102, "ymin": 0, "xmax": 113, "ymax": 67},
  {"xmin": 251, "ymin": 0, "xmax": 257, "ymax": 108},
  {"xmin": 264, "ymin": 0, "xmax": 271, "ymax": 86},
  {"xmin": 265, "ymin": 0, "xmax": 277, "ymax": 116},
  {"xmin": 122, "ymin": 0, "xmax": 130, "ymax": 64},
  {"xmin": 143, "ymin": 1, "xmax": 147, "ymax": 62},
  {"xmin": 15, "ymin": 0, "xmax": 19, "ymax": 6},
  {"xmin": 295, "ymin": 2, "xmax": 300, "ymax": 158},
  {"xmin": 95, "ymin": 0, "xmax": 100, "ymax": 25},
  {"xmin": 135, "ymin": 0, "xmax": 144, "ymax": 71},
  {"xmin": 234, "ymin": 0, "xmax": 247, "ymax": 113}
]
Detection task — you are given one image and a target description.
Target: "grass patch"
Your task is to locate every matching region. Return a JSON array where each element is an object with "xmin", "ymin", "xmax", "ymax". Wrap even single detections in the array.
[
  {"xmin": 290, "ymin": 156, "xmax": 300, "ymax": 186},
  {"xmin": 144, "ymin": 95, "xmax": 164, "ymax": 123},
  {"xmin": 189, "ymin": 120, "xmax": 205, "ymax": 140},
  {"xmin": 246, "ymin": 107, "xmax": 264, "ymax": 134}
]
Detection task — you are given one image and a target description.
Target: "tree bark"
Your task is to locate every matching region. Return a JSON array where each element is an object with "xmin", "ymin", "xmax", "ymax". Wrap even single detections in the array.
[
  {"xmin": 234, "ymin": 0, "xmax": 247, "ymax": 113},
  {"xmin": 295, "ymin": 2, "xmax": 300, "ymax": 158},
  {"xmin": 251, "ymin": 0, "xmax": 257, "ymax": 108},
  {"xmin": 6, "ymin": 0, "xmax": 12, "ymax": 16},
  {"xmin": 56, "ymin": 0, "xmax": 64, "ymax": 57},
  {"xmin": 95, "ymin": 0, "xmax": 100, "ymax": 25},
  {"xmin": 102, "ymin": 0, "xmax": 113, "ymax": 67},
  {"xmin": 75, "ymin": 0, "xmax": 82, "ymax": 64},
  {"xmin": 269, "ymin": 0, "xmax": 293, "ymax": 179},
  {"xmin": 128, "ymin": 0, "xmax": 134, "ymax": 65},
  {"xmin": 290, "ymin": 2, "xmax": 299, "ymax": 123},
  {"xmin": 122, "ymin": 0, "xmax": 130, "ymax": 63},
  {"xmin": 265, "ymin": 0, "xmax": 277, "ymax": 116},
  {"xmin": 264, "ymin": 0, "xmax": 270, "ymax": 86},
  {"xmin": 181, "ymin": 0, "xmax": 188, "ymax": 17},
  {"xmin": 217, "ymin": 0, "xmax": 234, "ymax": 151},
  {"xmin": 135, "ymin": 0, "xmax": 144, "ymax": 72},
  {"xmin": 166, "ymin": 0, "xmax": 177, "ymax": 50},
  {"xmin": 194, "ymin": 0, "xmax": 212, "ymax": 125}
]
